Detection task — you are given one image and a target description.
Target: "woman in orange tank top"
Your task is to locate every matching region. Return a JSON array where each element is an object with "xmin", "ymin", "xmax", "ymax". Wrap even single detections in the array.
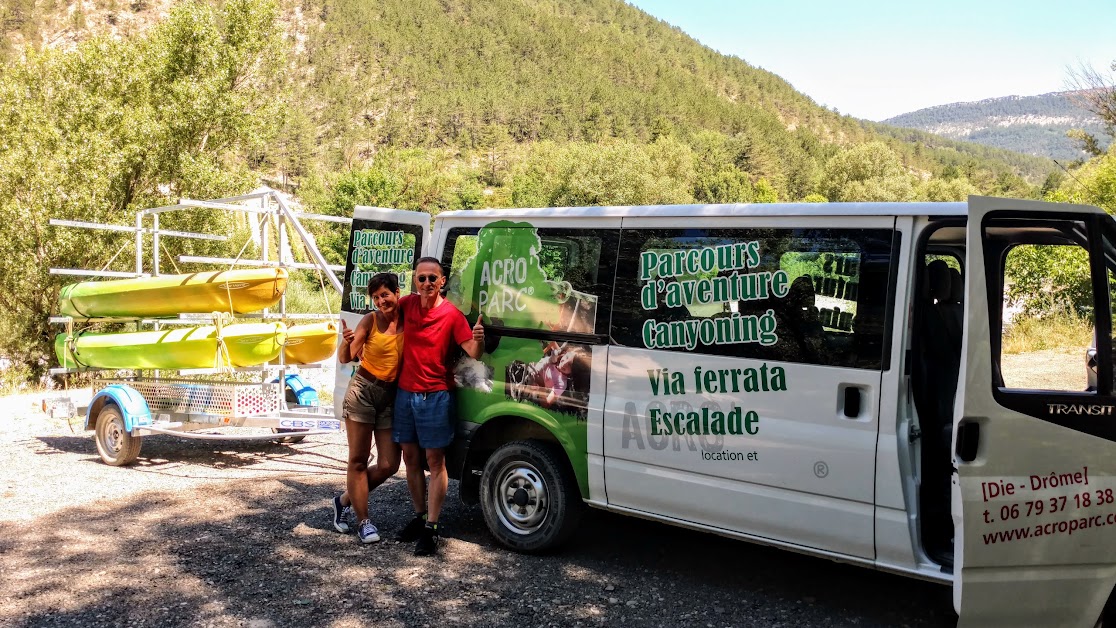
[{"xmin": 332, "ymin": 272, "xmax": 405, "ymax": 544}]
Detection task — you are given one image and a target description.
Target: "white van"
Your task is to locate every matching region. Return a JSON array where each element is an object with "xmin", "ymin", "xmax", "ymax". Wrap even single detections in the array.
[{"xmin": 336, "ymin": 196, "xmax": 1116, "ymax": 627}]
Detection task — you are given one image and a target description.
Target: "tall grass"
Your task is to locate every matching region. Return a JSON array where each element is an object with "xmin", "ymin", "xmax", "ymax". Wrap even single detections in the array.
[
  {"xmin": 283, "ymin": 274, "xmax": 342, "ymax": 316},
  {"xmin": 1001, "ymin": 310, "xmax": 1094, "ymax": 355}
]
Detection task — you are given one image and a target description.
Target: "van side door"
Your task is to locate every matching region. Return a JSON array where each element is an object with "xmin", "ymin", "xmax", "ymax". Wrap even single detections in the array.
[
  {"xmin": 954, "ymin": 196, "xmax": 1116, "ymax": 627},
  {"xmin": 602, "ymin": 216, "xmax": 898, "ymax": 559}
]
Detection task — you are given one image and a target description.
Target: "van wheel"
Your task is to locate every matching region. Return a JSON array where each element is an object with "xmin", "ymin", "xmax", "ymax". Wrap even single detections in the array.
[
  {"xmin": 95, "ymin": 405, "xmax": 141, "ymax": 466},
  {"xmin": 271, "ymin": 428, "xmax": 307, "ymax": 444},
  {"xmin": 480, "ymin": 440, "xmax": 582, "ymax": 553}
]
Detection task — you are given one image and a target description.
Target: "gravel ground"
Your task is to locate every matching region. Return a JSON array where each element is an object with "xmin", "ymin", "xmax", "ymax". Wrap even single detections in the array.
[{"xmin": 0, "ymin": 391, "xmax": 957, "ymax": 628}]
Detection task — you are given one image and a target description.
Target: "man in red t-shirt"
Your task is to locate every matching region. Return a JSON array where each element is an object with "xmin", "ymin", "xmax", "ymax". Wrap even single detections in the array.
[{"xmin": 393, "ymin": 257, "xmax": 484, "ymax": 556}]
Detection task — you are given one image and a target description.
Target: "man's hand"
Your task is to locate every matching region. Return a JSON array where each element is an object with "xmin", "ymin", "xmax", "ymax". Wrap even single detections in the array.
[
  {"xmin": 461, "ymin": 314, "xmax": 484, "ymax": 360},
  {"xmin": 472, "ymin": 314, "xmax": 485, "ymax": 344}
]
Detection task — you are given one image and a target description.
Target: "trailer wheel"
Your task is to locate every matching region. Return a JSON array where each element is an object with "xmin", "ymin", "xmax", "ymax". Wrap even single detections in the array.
[
  {"xmin": 94, "ymin": 404, "xmax": 141, "ymax": 466},
  {"xmin": 480, "ymin": 440, "xmax": 582, "ymax": 553}
]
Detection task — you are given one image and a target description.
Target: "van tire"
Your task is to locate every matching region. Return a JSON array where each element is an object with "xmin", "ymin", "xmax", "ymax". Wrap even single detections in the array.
[
  {"xmin": 271, "ymin": 428, "xmax": 307, "ymax": 444},
  {"xmin": 94, "ymin": 404, "xmax": 142, "ymax": 466},
  {"xmin": 480, "ymin": 439, "xmax": 582, "ymax": 553}
]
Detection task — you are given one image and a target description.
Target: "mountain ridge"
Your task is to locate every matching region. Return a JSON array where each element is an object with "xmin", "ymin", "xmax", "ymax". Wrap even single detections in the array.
[{"xmin": 884, "ymin": 91, "xmax": 1108, "ymax": 161}]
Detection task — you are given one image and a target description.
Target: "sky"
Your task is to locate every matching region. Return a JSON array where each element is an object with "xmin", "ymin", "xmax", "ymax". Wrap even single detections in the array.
[{"xmin": 626, "ymin": 0, "xmax": 1116, "ymax": 121}]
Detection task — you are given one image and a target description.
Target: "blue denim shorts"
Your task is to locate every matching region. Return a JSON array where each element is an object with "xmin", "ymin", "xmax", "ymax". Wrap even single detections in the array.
[{"xmin": 393, "ymin": 389, "xmax": 454, "ymax": 449}]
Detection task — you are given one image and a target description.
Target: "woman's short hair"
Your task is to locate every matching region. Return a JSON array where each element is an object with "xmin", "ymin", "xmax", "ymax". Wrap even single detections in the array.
[{"xmin": 367, "ymin": 272, "xmax": 400, "ymax": 295}]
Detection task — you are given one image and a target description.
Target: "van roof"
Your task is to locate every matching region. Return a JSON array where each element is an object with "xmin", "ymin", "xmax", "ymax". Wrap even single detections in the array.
[{"xmin": 436, "ymin": 202, "xmax": 968, "ymax": 219}]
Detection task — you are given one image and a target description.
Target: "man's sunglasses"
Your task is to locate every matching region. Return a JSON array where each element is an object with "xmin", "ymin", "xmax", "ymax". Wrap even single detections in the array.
[{"xmin": 415, "ymin": 274, "xmax": 442, "ymax": 284}]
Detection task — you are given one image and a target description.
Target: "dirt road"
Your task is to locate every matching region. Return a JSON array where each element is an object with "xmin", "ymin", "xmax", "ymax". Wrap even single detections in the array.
[{"xmin": 0, "ymin": 395, "xmax": 955, "ymax": 628}]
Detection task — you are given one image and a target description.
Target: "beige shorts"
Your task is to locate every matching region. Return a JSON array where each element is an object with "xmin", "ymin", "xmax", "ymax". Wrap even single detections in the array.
[{"xmin": 342, "ymin": 372, "xmax": 395, "ymax": 430}]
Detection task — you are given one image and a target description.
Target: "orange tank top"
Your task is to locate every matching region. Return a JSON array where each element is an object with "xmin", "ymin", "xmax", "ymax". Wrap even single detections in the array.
[{"xmin": 359, "ymin": 316, "xmax": 404, "ymax": 382}]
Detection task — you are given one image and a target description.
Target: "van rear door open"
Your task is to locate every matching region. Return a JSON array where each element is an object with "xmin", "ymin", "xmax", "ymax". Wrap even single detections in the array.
[
  {"xmin": 955, "ymin": 196, "xmax": 1116, "ymax": 626},
  {"xmin": 333, "ymin": 206, "xmax": 430, "ymax": 417}
]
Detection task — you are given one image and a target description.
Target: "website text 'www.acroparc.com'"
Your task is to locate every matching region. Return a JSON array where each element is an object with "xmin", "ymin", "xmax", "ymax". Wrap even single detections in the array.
[{"xmin": 983, "ymin": 512, "xmax": 1116, "ymax": 545}]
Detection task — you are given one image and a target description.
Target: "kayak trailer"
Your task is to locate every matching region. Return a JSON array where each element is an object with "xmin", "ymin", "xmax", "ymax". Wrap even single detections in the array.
[{"xmin": 48, "ymin": 189, "xmax": 348, "ymax": 466}]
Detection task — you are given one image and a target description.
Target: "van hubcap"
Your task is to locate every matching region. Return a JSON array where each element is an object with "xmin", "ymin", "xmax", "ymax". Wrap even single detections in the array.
[{"xmin": 493, "ymin": 461, "xmax": 548, "ymax": 535}]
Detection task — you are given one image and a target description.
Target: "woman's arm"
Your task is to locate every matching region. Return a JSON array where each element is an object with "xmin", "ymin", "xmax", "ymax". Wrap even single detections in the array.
[{"xmin": 338, "ymin": 314, "xmax": 374, "ymax": 363}]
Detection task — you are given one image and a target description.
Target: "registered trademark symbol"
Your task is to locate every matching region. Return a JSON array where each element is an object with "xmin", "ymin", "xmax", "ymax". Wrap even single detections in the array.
[
  {"xmin": 526, "ymin": 286, "xmax": 534, "ymax": 295},
  {"xmin": 813, "ymin": 461, "xmax": 829, "ymax": 478}
]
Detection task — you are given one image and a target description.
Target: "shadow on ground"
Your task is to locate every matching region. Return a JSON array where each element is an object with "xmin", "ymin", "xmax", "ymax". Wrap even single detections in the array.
[
  {"xmin": 34, "ymin": 432, "xmax": 346, "ymax": 475},
  {"xmin": 0, "ymin": 466, "xmax": 955, "ymax": 628}
]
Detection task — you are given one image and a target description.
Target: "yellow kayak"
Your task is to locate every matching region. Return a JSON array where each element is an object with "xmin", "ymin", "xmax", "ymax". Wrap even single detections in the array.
[
  {"xmin": 59, "ymin": 269, "xmax": 288, "ymax": 318},
  {"xmin": 283, "ymin": 322, "xmax": 340, "ymax": 364},
  {"xmin": 55, "ymin": 323, "xmax": 287, "ymax": 369}
]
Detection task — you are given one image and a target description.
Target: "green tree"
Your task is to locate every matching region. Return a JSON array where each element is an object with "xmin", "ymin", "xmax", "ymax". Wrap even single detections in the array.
[
  {"xmin": 820, "ymin": 142, "xmax": 916, "ymax": 202},
  {"xmin": 1067, "ymin": 128, "xmax": 1105, "ymax": 158},
  {"xmin": 1005, "ymin": 244, "xmax": 1092, "ymax": 317},
  {"xmin": 510, "ymin": 140, "xmax": 693, "ymax": 207},
  {"xmin": 753, "ymin": 178, "xmax": 779, "ymax": 203},
  {"xmin": 0, "ymin": 0, "xmax": 286, "ymax": 380},
  {"xmin": 918, "ymin": 177, "xmax": 979, "ymax": 202}
]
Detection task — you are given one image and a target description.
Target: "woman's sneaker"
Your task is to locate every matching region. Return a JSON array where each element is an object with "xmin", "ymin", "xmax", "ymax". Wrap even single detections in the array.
[
  {"xmin": 357, "ymin": 519, "xmax": 381, "ymax": 544},
  {"xmin": 332, "ymin": 495, "xmax": 353, "ymax": 534}
]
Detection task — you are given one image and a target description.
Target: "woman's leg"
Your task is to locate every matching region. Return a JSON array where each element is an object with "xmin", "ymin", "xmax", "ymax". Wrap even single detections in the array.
[
  {"xmin": 344, "ymin": 417, "xmax": 376, "ymax": 523},
  {"xmin": 367, "ymin": 428, "xmax": 401, "ymax": 494}
]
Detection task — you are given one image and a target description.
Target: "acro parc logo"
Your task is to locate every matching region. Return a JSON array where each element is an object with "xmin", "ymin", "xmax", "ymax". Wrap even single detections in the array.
[{"xmin": 622, "ymin": 401, "xmax": 725, "ymax": 452}]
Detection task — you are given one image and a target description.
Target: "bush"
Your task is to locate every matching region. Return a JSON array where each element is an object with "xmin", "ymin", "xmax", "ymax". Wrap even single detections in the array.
[
  {"xmin": 1004, "ymin": 244, "xmax": 1092, "ymax": 317},
  {"xmin": 1002, "ymin": 310, "xmax": 1094, "ymax": 355},
  {"xmin": 283, "ymin": 274, "xmax": 341, "ymax": 316}
]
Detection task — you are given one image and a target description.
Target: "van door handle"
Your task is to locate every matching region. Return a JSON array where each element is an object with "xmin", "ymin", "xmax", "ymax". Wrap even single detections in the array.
[
  {"xmin": 955, "ymin": 420, "xmax": 980, "ymax": 462},
  {"xmin": 842, "ymin": 386, "xmax": 862, "ymax": 418}
]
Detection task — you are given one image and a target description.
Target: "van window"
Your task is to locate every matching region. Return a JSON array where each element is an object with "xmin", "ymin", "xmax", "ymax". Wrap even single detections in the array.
[
  {"xmin": 444, "ymin": 225, "xmax": 619, "ymax": 336},
  {"xmin": 342, "ymin": 219, "xmax": 424, "ymax": 313},
  {"xmin": 978, "ymin": 213, "xmax": 1116, "ymax": 442},
  {"xmin": 610, "ymin": 227, "xmax": 895, "ymax": 369},
  {"xmin": 1001, "ymin": 242, "xmax": 1093, "ymax": 391}
]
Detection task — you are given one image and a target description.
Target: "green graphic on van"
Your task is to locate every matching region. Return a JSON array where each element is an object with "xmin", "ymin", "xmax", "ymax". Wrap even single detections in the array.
[
  {"xmin": 447, "ymin": 220, "xmax": 597, "ymax": 495},
  {"xmin": 450, "ymin": 220, "xmax": 597, "ymax": 333}
]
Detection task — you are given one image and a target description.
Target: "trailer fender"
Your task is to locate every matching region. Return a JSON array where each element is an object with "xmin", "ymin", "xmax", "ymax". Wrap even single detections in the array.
[{"xmin": 85, "ymin": 385, "xmax": 153, "ymax": 432}]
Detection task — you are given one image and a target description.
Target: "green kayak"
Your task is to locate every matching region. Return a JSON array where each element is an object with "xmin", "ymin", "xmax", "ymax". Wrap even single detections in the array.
[
  {"xmin": 55, "ymin": 323, "xmax": 287, "ymax": 370},
  {"xmin": 58, "ymin": 269, "xmax": 288, "ymax": 319}
]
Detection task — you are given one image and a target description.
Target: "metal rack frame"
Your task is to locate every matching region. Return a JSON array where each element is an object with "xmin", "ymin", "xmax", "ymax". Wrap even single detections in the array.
[{"xmin": 48, "ymin": 188, "xmax": 351, "ymax": 438}]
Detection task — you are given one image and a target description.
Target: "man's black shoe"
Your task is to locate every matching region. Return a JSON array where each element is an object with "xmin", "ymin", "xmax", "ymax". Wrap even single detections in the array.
[
  {"xmin": 414, "ymin": 525, "xmax": 439, "ymax": 556},
  {"xmin": 396, "ymin": 514, "xmax": 427, "ymax": 542}
]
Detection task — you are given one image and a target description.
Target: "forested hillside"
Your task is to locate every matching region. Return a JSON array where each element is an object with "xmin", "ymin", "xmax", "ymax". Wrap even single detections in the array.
[
  {"xmin": 0, "ymin": 0, "xmax": 1076, "ymax": 380},
  {"xmin": 885, "ymin": 92, "xmax": 1110, "ymax": 161}
]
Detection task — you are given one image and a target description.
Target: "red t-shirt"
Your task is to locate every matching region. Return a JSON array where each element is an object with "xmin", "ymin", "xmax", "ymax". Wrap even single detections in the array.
[{"xmin": 398, "ymin": 294, "xmax": 473, "ymax": 392}]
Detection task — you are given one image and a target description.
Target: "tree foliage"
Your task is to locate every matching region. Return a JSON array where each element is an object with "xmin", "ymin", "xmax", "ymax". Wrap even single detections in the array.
[
  {"xmin": 0, "ymin": 0, "xmax": 1070, "ymax": 379},
  {"xmin": 1067, "ymin": 61, "xmax": 1116, "ymax": 139},
  {"xmin": 820, "ymin": 142, "xmax": 916, "ymax": 202},
  {"xmin": 0, "ymin": 0, "xmax": 286, "ymax": 378},
  {"xmin": 509, "ymin": 140, "xmax": 694, "ymax": 207}
]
